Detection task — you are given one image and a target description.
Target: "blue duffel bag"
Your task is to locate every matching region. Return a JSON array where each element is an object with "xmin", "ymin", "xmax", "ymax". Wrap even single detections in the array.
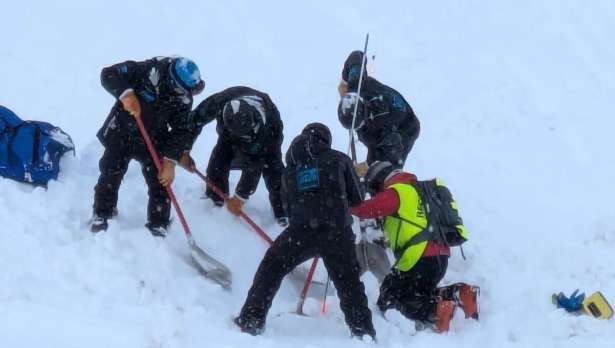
[{"xmin": 0, "ymin": 105, "xmax": 75, "ymax": 186}]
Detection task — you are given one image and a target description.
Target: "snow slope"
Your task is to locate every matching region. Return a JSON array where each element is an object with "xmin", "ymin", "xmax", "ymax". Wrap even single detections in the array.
[{"xmin": 1, "ymin": 1, "xmax": 614, "ymax": 347}]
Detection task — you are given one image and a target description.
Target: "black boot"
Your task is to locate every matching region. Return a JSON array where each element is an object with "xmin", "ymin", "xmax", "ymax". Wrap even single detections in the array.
[
  {"xmin": 205, "ymin": 190, "xmax": 225, "ymax": 207},
  {"xmin": 90, "ymin": 214, "xmax": 108, "ymax": 233},
  {"xmin": 90, "ymin": 208, "xmax": 118, "ymax": 233},
  {"xmin": 145, "ymin": 222, "xmax": 169, "ymax": 238},
  {"xmin": 276, "ymin": 217, "xmax": 289, "ymax": 227},
  {"xmin": 350, "ymin": 327, "xmax": 377, "ymax": 342},
  {"xmin": 233, "ymin": 316, "xmax": 264, "ymax": 336}
]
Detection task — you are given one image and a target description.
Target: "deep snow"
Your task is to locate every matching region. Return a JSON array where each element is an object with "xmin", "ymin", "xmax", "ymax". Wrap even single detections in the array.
[{"xmin": 1, "ymin": 1, "xmax": 614, "ymax": 347}]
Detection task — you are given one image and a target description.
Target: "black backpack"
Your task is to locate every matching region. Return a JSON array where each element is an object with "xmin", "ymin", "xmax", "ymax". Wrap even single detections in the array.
[
  {"xmin": 395, "ymin": 179, "xmax": 468, "ymax": 250},
  {"xmin": 413, "ymin": 179, "xmax": 467, "ymax": 247}
]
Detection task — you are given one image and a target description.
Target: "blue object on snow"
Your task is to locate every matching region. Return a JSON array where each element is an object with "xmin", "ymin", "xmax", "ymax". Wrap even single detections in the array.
[
  {"xmin": 555, "ymin": 289, "xmax": 586, "ymax": 312},
  {"xmin": 0, "ymin": 106, "xmax": 75, "ymax": 186}
]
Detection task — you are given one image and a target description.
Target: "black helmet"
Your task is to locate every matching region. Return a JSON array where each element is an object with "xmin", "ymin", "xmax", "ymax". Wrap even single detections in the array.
[
  {"xmin": 338, "ymin": 92, "xmax": 366, "ymax": 130},
  {"xmin": 222, "ymin": 99, "xmax": 264, "ymax": 140},
  {"xmin": 169, "ymin": 57, "xmax": 205, "ymax": 96},
  {"xmin": 364, "ymin": 161, "xmax": 398, "ymax": 195}
]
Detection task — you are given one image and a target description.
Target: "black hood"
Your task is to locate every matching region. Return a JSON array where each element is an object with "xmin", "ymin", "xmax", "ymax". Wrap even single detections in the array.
[
  {"xmin": 286, "ymin": 125, "xmax": 332, "ymax": 168},
  {"xmin": 301, "ymin": 123, "xmax": 331, "ymax": 149},
  {"xmin": 285, "ymin": 134, "xmax": 309, "ymax": 167},
  {"xmin": 341, "ymin": 50, "xmax": 366, "ymax": 84}
]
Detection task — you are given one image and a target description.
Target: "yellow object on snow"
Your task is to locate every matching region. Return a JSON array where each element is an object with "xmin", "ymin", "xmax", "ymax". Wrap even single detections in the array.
[{"xmin": 582, "ymin": 292, "xmax": 613, "ymax": 320}]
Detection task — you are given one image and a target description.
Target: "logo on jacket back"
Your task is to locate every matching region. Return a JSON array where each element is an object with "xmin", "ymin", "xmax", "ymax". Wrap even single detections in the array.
[
  {"xmin": 297, "ymin": 167, "xmax": 319, "ymax": 191},
  {"xmin": 390, "ymin": 92, "xmax": 407, "ymax": 112},
  {"xmin": 348, "ymin": 65, "xmax": 362, "ymax": 81}
]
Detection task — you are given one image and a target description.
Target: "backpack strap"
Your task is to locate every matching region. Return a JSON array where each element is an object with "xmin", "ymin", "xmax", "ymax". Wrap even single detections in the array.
[
  {"xmin": 391, "ymin": 218, "xmax": 434, "ymax": 261},
  {"xmin": 390, "ymin": 180, "xmax": 442, "ymax": 262},
  {"xmin": 390, "ymin": 212, "xmax": 433, "ymax": 261}
]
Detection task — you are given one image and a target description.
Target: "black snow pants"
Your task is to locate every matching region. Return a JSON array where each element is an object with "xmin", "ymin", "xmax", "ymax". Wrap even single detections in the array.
[
  {"xmin": 238, "ymin": 224, "xmax": 375, "ymax": 337},
  {"xmin": 93, "ymin": 138, "xmax": 170, "ymax": 227},
  {"xmin": 377, "ymin": 255, "xmax": 448, "ymax": 322},
  {"xmin": 205, "ymin": 135, "xmax": 284, "ymax": 218}
]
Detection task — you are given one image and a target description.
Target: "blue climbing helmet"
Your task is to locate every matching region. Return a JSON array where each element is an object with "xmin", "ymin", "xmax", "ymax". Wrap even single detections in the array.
[{"xmin": 169, "ymin": 57, "xmax": 205, "ymax": 95}]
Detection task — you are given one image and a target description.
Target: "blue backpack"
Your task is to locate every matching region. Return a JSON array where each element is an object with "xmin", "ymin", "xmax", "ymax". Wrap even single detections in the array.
[{"xmin": 0, "ymin": 106, "xmax": 75, "ymax": 186}]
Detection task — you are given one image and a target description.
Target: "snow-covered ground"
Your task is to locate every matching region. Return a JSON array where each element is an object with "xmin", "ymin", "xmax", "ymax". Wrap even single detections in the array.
[{"xmin": 1, "ymin": 1, "xmax": 614, "ymax": 347}]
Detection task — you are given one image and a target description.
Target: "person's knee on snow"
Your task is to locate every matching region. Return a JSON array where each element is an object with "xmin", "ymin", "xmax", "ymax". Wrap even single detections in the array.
[{"xmin": 351, "ymin": 161, "xmax": 477, "ymax": 332}]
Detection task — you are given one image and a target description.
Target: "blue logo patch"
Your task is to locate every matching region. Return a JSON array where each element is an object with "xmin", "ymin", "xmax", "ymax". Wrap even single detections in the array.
[
  {"xmin": 349, "ymin": 66, "xmax": 361, "ymax": 80},
  {"xmin": 297, "ymin": 167, "xmax": 319, "ymax": 191},
  {"xmin": 138, "ymin": 91, "xmax": 156, "ymax": 102},
  {"xmin": 391, "ymin": 93, "xmax": 407, "ymax": 112}
]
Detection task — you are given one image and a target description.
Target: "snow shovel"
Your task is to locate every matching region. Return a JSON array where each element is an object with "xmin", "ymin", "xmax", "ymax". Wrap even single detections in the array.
[
  {"xmin": 192, "ymin": 168, "xmax": 333, "ymax": 298},
  {"xmin": 355, "ymin": 220, "xmax": 391, "ymax": 283},
  {"xmin": 295, "ymin": 257, "xmax": 320, "ymax": 315},
  {"xmin": 135, "ymin": 116, "xmax": 232, "ymax": 289}
]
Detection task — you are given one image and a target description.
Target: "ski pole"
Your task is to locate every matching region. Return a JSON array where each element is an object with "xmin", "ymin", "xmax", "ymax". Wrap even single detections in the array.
[
  {"xmin": 321, "ymin": 275, "xmax": 330, "ymax": 314},
  {"xmin": 349, "ymin": 33, "xmax": 370, "ymax": 148},
  {"xmin": 349, "ymin": 37, "xmax": 371, "ymax": 199},
  {"xmin": 296, "ymin": 257, "xmax": 320, "ymax": 315},
  {"xmin": 193, "ymin": 168, "xmax": 273, "ymax": 245},
  {"xmin": 348, "ymin": 33, "xmax": 372, "ymax": 275}
]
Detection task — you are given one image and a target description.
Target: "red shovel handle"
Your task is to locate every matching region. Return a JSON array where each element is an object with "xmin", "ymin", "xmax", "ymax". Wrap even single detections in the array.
[
  {"xmin": 296, "ymin": 257, "xmax": 319, "ymax": 314},
  {"xmin": 134, "ymin": 115, "xmax": 193, "ymax": 239},
  {"xmin": 193, "ymin": 168, "xmax": 274, "ymax": 245}
]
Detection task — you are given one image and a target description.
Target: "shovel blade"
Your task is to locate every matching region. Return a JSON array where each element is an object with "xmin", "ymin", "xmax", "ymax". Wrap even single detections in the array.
[
  {"xmin": 288, "ymin": 266, "xmax": 335, "ymax": 299},
  {"xmin": 189, "ymin": 242, "xmax": 232, "ymax": 290},
  {"xmin": 356, "ymin": 241, "xmax": 391, "ymax": 283}
]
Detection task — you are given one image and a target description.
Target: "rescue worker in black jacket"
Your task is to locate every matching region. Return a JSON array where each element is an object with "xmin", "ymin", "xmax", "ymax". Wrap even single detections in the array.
[
  {"xmin": 90, "ymin": 56, "xmax": 204, "ymax": 236},
  {"xmin": 337, "ymin": 51, "xmax": 420, "ymax": 176},
  {"xmin": 185, "ymin": 86, "xmax": 287, "ymax": 226},
  {"xmin": 234, "ymin": 123, "xmax": 376, "ymax": 340}
]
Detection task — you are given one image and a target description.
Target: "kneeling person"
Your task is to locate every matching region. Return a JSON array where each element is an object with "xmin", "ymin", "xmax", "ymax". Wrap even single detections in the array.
[
  {"xmin": 235, "ymin": 123, "xmax": 375, "ymax": 339},
  {"xmin": 351, "ymin": 161, "xmax": 479, "ymax": 332}
]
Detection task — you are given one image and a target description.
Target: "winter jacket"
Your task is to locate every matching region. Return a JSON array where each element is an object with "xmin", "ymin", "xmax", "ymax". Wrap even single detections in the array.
[
  {"xmin": 341, "ymin": 52, "xmax": 420, "ymax": 165},
  {"xmin": 192, "ymin": 86, "xmax": 284, "ymax": 200},
  {"xmin": 189, "ymin": 86, "xmax": 283, "ymax": 153},
  {"xmin": 97, "ymin": 57, "xmax": 193, "ymax": 161},
  {"xmin": 351, "ymin": 172, "xmax": 450, "ymax": 271},
  {"xmin": 283, "ymin": 133, "xmax": 363, "ymax": 228}
]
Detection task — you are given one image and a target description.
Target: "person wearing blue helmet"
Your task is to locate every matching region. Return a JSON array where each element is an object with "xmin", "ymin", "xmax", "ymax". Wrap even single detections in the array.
[{"xmin": 90, "ymin": 56, "xmax": 204, "ymax": 237}]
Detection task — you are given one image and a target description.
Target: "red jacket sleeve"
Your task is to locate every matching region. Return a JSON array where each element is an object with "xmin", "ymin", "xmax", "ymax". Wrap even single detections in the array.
[{"xmin": 350, "ymin": 188, "xmax": 400, "ymax": 219}]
